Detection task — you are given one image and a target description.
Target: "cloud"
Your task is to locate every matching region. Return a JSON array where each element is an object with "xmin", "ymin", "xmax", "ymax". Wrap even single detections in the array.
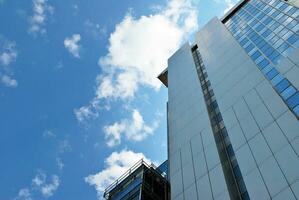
[
  {"xmin": 32, "ymin": 171, "xmax": 60, "ymax": 198},
  {"xmin": 15, "ymin": 188, "xmax": 32, "ymax": 200},
  {"xmin": 0, "ymin": 41, "xmax": 17, "ymax": 66},
  {"xmin": 84, "ymin": 19, "xmax": 107, "ymax": 39},
  {"xmin": 104, "ymin": 109, "xmax": 159, "ymax": 147},
  {"xmin": 58, "ymin": 139, "xmax": 72, "ymax": 153},
  {"xmin": 74, "ymin": 104, "xmax": 99, "ymax": 123},
  {"xmin": 56, "ymin": 157, "xmax": 64, "ymax": 170},
  {"xmin": 223, "ymin": 0, "xmax": 236, "ymax": 14},
  {"xmin": 213, "ymin": 0, "xmax": 237, "ymax": 14},
  {"xmin": 40, "ymin": 175, "xmax": 60, "ymax": 198},
  {"xmin": 42, "ymin": 130, "xmax": 56, "ymax": 138},
  {"xmin": 64, "ymin": 34, "xmax": 81, "ymax": 58},
  {"xmin": 0, "ymin": 38, "xmax": 18, "ymax": 88},
  {"xmin": 15, "ymin": 171, "xmax": 60, "ymax": 199},
  {"xmin": 1, "ymin": 75, "xmax": 17, "ymax": 87},
  {"xmin": 74, "ymin": 0, "xmax": 198, "ymax": 122},
  {"xmin": 85, "ymin": 149, "xmax": 151, "ymax": 199},
  {"xmin": 29, "ymin": 0, "xmax": 54, "ymax": 35}
]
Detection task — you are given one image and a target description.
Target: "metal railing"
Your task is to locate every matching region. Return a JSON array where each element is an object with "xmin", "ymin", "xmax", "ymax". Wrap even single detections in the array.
[{"xmin": 103, "ymin": 159, "xmax": 156, "ymax": 199}]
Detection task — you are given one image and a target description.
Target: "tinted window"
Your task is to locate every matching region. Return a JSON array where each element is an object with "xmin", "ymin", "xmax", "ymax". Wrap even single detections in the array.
[
  {"xmin": 275, "ymin": 79, "xmax": 290, "ymax": 92},
  {"xmin": 287, "ymin": 92, "xmax": 299, "ymax": 108}
]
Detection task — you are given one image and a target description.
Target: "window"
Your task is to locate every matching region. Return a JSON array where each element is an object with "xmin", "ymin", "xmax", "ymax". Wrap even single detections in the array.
[
  {"xmin": 257, "ymin": 58, "xmax": 270, "ymax": 69},
  {"xmin": 287, "ymin": 34, "xmax": 299, "ymax": 45},
  {"xmin": 266, "ymin": 68, "xmax": 278, "ymax": 80},
  {"xmin": 270, "ymin": 52, "xmax": 281, "ymax": 64},
  {"xmin": 251, "ymin": 50, "xmax": 262, "ymax": 60},
  {"xmin": 294, "ymin": 105, "xmax": 299, "ymax": 117},
  {"xmin": 261, "ymin": 64, "xmax": 273, "ymax": 74},
  {"xmin": 245, "ymin": 43, "xmax": 255, "ymax": 53},
  {"xmin": 278, "ymin": 42, "xmax": 290, "ymax": 53},
  {"xmin": 287, "ymin": 92, "xmax": 299, "ymax": 108},
  {"xmin": 281, "ymin": 86, "xmax": 296, "ymax": 100},
  {"xmin": 227, "ymin": 144, "xmax": 235, "ymax": 157},
  {"xmin": 233, "ymin": 165, "xmax": 242, "ymax": 180},
  {"xmin": 275, "ymin": 79, "xmax": 290, "ymax": 92},
  {"xmin": 271, "ymin": 74, "xmax": 283, "ymax": 85}
]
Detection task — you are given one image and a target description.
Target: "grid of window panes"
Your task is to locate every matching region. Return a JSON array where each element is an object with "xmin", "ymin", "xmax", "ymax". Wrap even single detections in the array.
[
  {"xmin": 224, "ymin": 0, "xmax": 299, "ymax": 119},
  {"xmin": 192, "ymin": 46, "xmax": 249, "ymax": 200}
]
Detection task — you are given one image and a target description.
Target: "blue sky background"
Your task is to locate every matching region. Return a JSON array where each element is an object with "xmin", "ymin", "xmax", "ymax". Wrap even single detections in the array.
[{"xmin": 0, "ymin": 0, "xmax": 237, "ymax": 199}]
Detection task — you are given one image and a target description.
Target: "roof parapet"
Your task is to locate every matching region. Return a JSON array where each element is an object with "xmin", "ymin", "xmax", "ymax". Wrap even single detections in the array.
[{"xmin": 158, "ymin": 68, "xmax": 168, "ymax": 87}]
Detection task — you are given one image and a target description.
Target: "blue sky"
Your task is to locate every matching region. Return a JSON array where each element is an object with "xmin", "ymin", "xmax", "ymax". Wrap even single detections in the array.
[{"xmin": 0, "ymin": 0, "xmax": 237, "ymax": 199}]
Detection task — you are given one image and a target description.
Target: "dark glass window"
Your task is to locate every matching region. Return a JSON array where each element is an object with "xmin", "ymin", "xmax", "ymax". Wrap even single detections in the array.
[
  {"xmin": 240, "ymin": 37, "xmax": 249, "ymax": 46},
  {"xmin": 257, "ymin": 58, "xmax": 270, "ymax": 69},
  {"xmin": 241, "ymin": 191, "xmax": 250, "ymax": 200},
  {"xmin": 261, "ymin": 64, "xmax": 272, "ymax": 74},
  {"xmin": 245, "ymin": 43, "xmax": 255, "ymax": 53},
  {"xmin": 221, "ymin": 128, "xmax": 228, "ymax": 138},
  {"xmin": 227, "ymin": 144, "xmax": 235, "ymax": 157},
  {"xmin": 287, "ymin": 92, "xmax": 299, "ymax": 108},
  {"xmin": 275, "ymin": 79, "xmax": 290, "ymax": 93},
  {"xmin": 271, "ymin": 74, "xmax": 283, "ymax": 86},
  {"xmin": 233, "ymin": 165, "xmax": 242, "ymax": 180},
  {"xmin": 281, "ymin": 86, "xmax": 296, "ymax": 100},
  {"xmin": 287, "ymin": 34, "xmax": 299, "ymax": 45},
  {"xmin": 294, "ymin": 105, "xmax": 299, "ymax": 117},
  {"xmin": 251, "ymin": 50, "xmax": 262, "ymax": 60},
  {"xmin": 278, "ymin": 42, "xmax": 290, "ymax": 53},
  {"xmin": 266, "ymin": 68, "xmax": 278, "ymax": 80}
]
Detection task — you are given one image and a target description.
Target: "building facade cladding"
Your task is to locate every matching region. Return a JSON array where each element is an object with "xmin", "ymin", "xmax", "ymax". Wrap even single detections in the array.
[{"xmin": 164, "ymin": 0, "xmax": 299, "ymax": 200}]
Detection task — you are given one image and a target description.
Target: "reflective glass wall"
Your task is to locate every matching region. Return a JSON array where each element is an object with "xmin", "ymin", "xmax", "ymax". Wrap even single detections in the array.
[{"xmin": 225, "ymin": 0, "xmax": 299, "ymax": 119}]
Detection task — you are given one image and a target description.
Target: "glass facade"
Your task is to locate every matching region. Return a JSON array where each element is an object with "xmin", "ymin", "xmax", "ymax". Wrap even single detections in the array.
[{"xmin": 225, "ymin": 0, "xmax": 299, "ymax": 119}]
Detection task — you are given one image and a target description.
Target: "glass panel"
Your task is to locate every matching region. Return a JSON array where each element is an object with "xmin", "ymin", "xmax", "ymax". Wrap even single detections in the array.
[
  {"xmin": 294, "ymin": 105, "xmax": 299, "ymax": 117},
  {"xmin": 257, "ymin": 58, "xmax": 270, "ymax": 69},
  {"xmin": 287, "ymin": 34, "xmax": 299, "ymax": 45},
  {"xmin": 287, "ymin": 92, "xmax": 299, "ymax": 108},
  {"xmin": 270, "ymin": 74, "xmax": 283, "ymax": 86},
  {"xmin": 281, "ymin": 86, "xmax": 296, "ymax": 100},
  {"xmin": 251, "ymin": 50, "xmax": 262, "ymax": 60},
  {"xmin": 266, "ymin": 68, "xmax": 278, "ymax": 80},
  {"xmin": 275, "ymin": 79, "xmax": 290, "ymax": 93}
]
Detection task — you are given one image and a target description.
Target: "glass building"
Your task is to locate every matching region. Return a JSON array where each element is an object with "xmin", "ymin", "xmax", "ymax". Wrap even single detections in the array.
[
  {"xmin": 158, "ymin": 0, "xmax": 299, "ymax": 199},
  {"xmin": 103, "ymin": 159, "xmax": 170, "ymax": 200}
]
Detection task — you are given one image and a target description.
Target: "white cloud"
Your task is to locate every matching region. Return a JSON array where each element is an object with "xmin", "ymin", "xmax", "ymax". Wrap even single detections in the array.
[
  {"xmin": 29, "ymin": 0, "xmax": 54, "ymax": 35},
  {"xmin": 42, "ymin": 130, "xmax": 56, "ymax": 138},
  {"xmin": 15, "ymin": 171, "xmax": 60, "ymax": 200},
  {"xmin": 40, "ymin": 175, "xmax": 60, "ymax": 198},
  {"xmin": 32, "ymin": 172, "xmax": 46, "ymax": 187},
  {"xmin": 0, "ymin": 38, "xmax": 18, "ymax": 88},
  {"xmin": 223, "ymin": 0, "xmax": 236, "ymax": 14},
  {"xmin": 84, "ymin": 19, "xmax": 107, "ymax": 39},
  {"xmin": 74, "ymin": 104, "xmax": 98, "ymax": 123},
  {"xmin": 1, "ymin": 75, "xmax": 17, "ymax": 87},
  {"xmin": 0, "ymin": 41, "xmax": 17, "ymax": 66},
  {"xmin": 56, "ymin": 157, "xmax": 64, "ymax": 170},
  {"xmin": 32, "ymin": 171, "xmax": 60, "ymax": 198},
  {"xmin": 213, "ymin": 0, "xmax": 237, "ymax": 14},
  {"xmin": 58, "ymin": 139, "xmax": 72, "ymax": 153},
  {"xmin": 15, "ymin": 188, "xmax": 32, "ymax": 200},
  {"xmin": 85, "ymin": 149, "xmax": 151, "ymax": 199},
  {"xmin": 74, "ymin": 0, "xmax": 198, "ymax": 122},
  {"xmin": 64, "ymin": 34, "xmax": 81, "ymax": 58},
  {"xmin": 104, "ymin": 109, "xmax": 159, "ymax": 147}
]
